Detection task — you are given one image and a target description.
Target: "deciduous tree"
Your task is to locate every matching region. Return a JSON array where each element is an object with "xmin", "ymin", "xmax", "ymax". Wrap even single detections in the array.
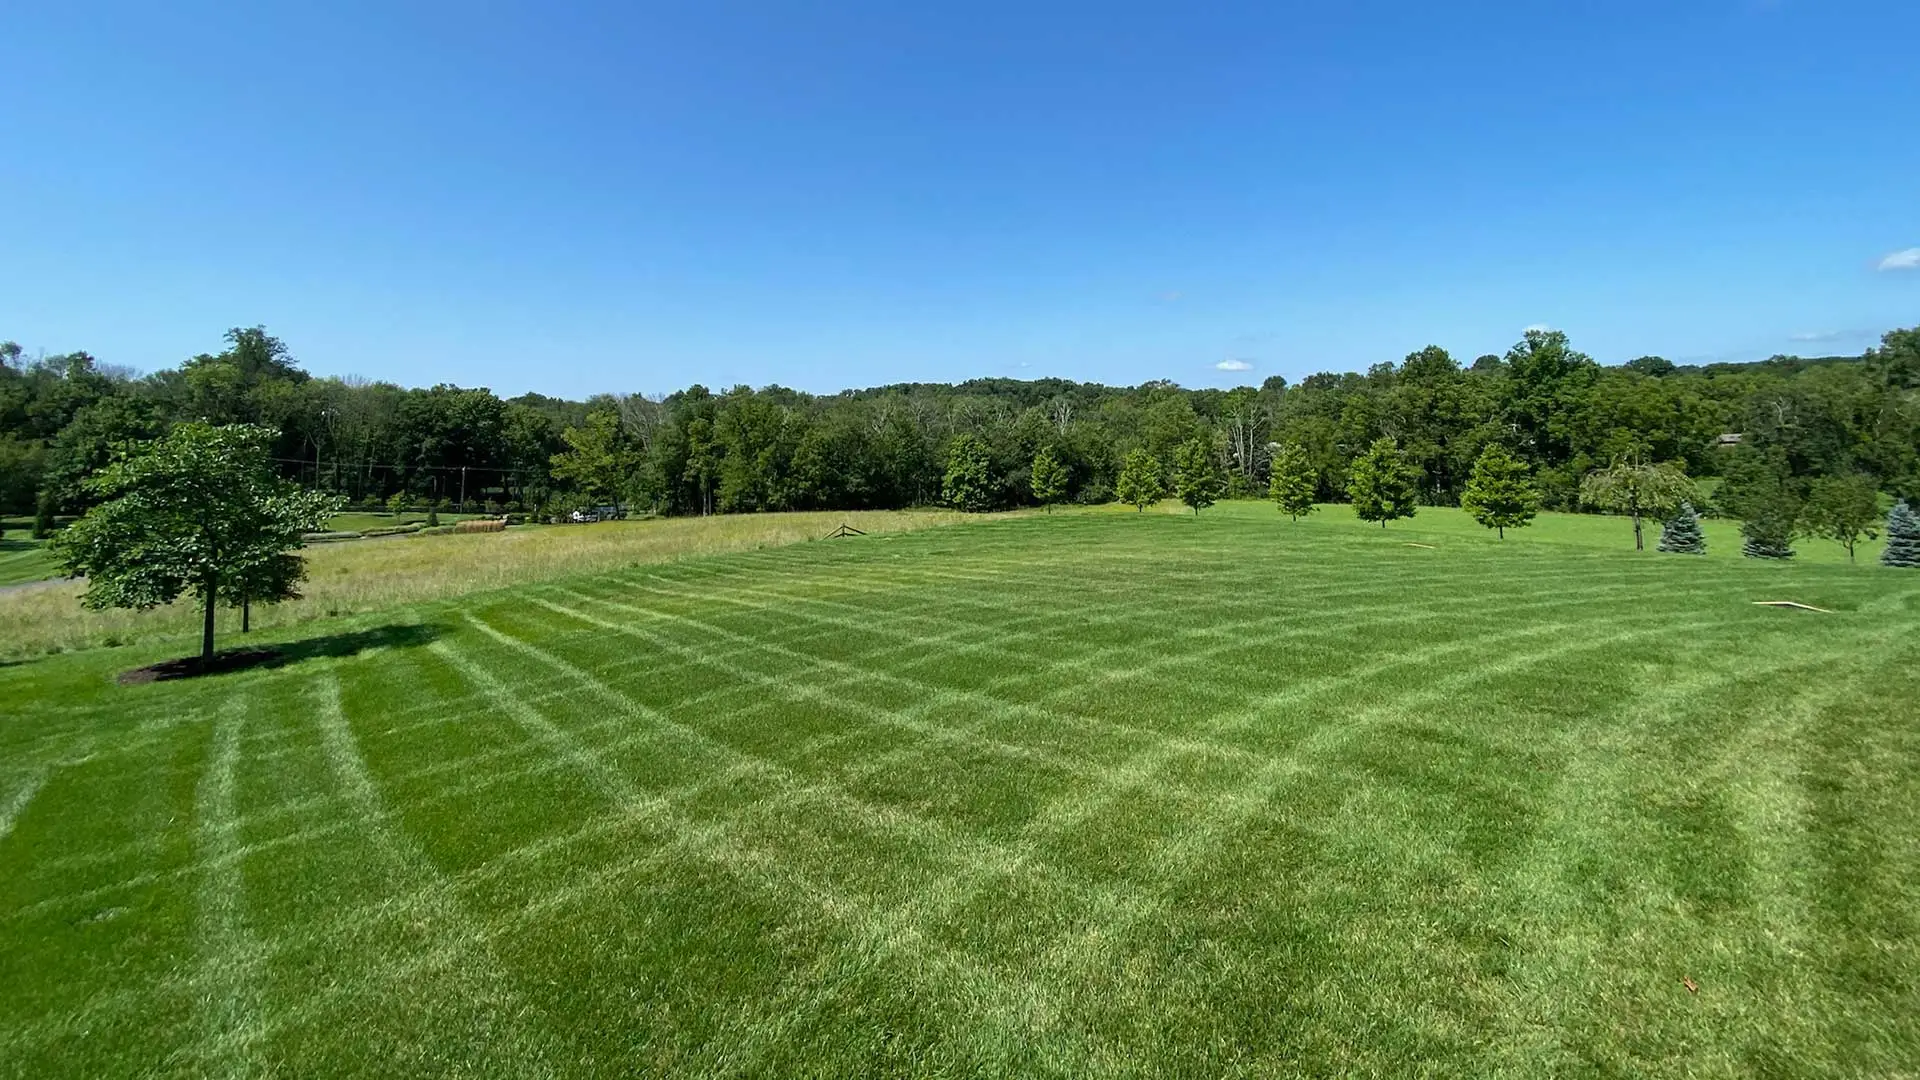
[
  {"xmin": 1802, "ymin": 474, "xmax": 1880, "ymax": 563},
  {"xmin": 1030, "ymin": 446, "xmax": 1068, "ymax": 512},
  {"xmin": 1348, "ymin": 437, "xmax": 1419, "ymax": 528},
  {"xmin": 1267, "ymin": 441, "xmax": 1316, "ymax": 520},
  {"xmin": 1578, "ymin": 455, "xmax": 1695, "ymax": 550},
  {"xmin": 942, "ymin": 434, "xmax": 994, "ymax": 512},
  {"xmin": 1172, "ymin": 438, "xmax": 1226, "ymax": 514},
  {"xmin": 52, "ymin": 423, "xmax": 338, "ymax": 663},
  {"xmin": 550, "ymin": 410, "xmax": 639, "ymax": 513},
  {"xmin": 1115, "ymin": 449, "xmax": 1164, "ymax": 512},
  {"xmin": 1460, "ymin": 444, "xmax": 1539, "ymax": 539}
]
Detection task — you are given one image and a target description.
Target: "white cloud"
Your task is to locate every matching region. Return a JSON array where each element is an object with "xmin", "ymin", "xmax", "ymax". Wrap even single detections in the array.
[
  {"xmin": 1878, "ymin": 248, "xmax": 1920, "ymax": 271},
  {"xmin": 1523, "ymin": 323, "xmax": 1555, "ymax": 333},
  {"xmin": 1789, "ymin": 331, "xmax": 1841, "ymax": 343},
  {"xmin": 1216, "ymin": 359, "xmax": 1254, "ymax": 372}
]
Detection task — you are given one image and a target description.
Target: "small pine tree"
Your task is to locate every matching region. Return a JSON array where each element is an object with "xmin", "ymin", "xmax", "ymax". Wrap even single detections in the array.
[
  {"xmin": 1883, "ymin": 500, "xmax": 1920, "ymax": 568},
  {"xmin": 1657, "ymin": 501, "xmax": 1706, "ymax": 555},
  {"xmin": 1114, "ymin": 449, "xmax": 1165, "ymax": 512},
  {"xmin": 1740, "ymin": 499, "xmax": 1798, "ymax": 560},
  {"xmin": 427, "ymin": 506, "xmax": 441, "ymax": 527},
  {"xmin": 1460, "ymin": 444, "xmax": 1539, "ymax": 539},
  {"xmin": 1268, "ymin": 442, "xmax": 1316, "ymax": 521},
  {"xmin": 1030, "ymin": 446, "xmax": 1068, "ymax": 512},
  {"xmin": 1172, "ymin": 438, "xmax": 1226, "ymax": 515}
]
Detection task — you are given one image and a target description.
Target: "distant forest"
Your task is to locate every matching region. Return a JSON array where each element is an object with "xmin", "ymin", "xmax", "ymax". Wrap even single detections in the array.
[{"xmin": 3, "ymin": 327, "xmax": 1916, "ymax": 521}]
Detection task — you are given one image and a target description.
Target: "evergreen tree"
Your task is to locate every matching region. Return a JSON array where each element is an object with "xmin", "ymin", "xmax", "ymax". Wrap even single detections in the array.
[
  {"xmin": 32, "ymin": 489, "xmax": 55, "ymax": 539},
  {"xmin": 1348, "ymin": 437, "xmax": 1419, "ymax": 528},
  {"xmin": 1883, "ymin": 500, "xmax": 1920, "ymax": 568},
  {"xmin": 1459, "ymin": 444, "xmax": 1539, "ymax": 539},
  {"xmin": 941, "ymin": 434, "xmax": 994, "ymax": 512},
  {"xmin": 1267, "ymin": 441, "xmax": 1316, "ymax": 521},
  {"xmin": 1029, "ymin": 446, "xmax": 1068, "ymax": 512},
  {"xmin": 1115, "ymin": 449, "xmax": 1164, "ymax": 512},
  {"xmin": 1656, "ymin": 501, "xmax": 1706, "ymax": 554},
  {"xmin": 1740, "ymin": 498, "xmax": 1799, "ymax": 560},
  {"xmin": 1172, "ymin": 438, "xmax": 1226, "ymax": 515}
]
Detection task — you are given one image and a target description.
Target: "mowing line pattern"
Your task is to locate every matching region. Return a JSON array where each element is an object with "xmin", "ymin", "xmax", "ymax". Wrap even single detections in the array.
[{"xmin": 3, "ymin": 509, "xmax": 1918, "ymax": 1078}]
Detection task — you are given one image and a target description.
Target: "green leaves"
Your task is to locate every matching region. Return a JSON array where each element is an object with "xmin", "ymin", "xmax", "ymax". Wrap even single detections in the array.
[
  {"xmin": 1460, "ymin": 444, "xmax": 1539, "ymax": 538},
  {"xmin": 1348, "ymin": 437, "xmax": 1419, "ymax": 527},
  {"xmin": 1030, "ymin": 446, "xmax": 1068, "ymax": 510},
  {"xmin": 52, "ymin": 422, "xmax": 340, "ymax": 655},
  {"xmin": 1115, "ymin": 449, "xmax": 1164, "ymax": 512},
  {"xmin": 1172, "ymin": 438, "xmax": 1225, "ymax": 515},
  {"xmin": 942, "ymin": 434, "xmax": 994, "ymax": 512},
  {"xmin": 1268, "ymin": 442, "xmax": 1317, "ymax": 521}
]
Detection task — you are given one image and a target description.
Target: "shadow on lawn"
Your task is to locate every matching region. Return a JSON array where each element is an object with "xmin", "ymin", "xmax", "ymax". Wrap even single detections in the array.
[{"xmin": 117, "ymin": 622, "xmax": 445, "ymax": 685}]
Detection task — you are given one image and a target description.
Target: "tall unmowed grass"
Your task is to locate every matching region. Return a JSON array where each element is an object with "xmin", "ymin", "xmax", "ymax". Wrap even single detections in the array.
[{"xmin": 0, "ymin": 509, "xmax": 991, "ymax": 659}]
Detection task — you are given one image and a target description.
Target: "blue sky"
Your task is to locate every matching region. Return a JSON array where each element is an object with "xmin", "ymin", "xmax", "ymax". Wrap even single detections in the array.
[{"xmin": 3, "ymin": 0, "xmax": 1916, "ymax": 398}]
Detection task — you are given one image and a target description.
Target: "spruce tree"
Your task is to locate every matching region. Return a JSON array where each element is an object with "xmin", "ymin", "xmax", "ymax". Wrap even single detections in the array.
[
  {"xmin": 1657, "ymin": 501, "xmax": 1705, "ymax": 554},
  {"xmin": 1883, "ymin": 500, "xmax": 1920, "ymax": 568},
  {"xmin": 1740, "ymin": 498, "xmax": 1798, "ymax": 560}
]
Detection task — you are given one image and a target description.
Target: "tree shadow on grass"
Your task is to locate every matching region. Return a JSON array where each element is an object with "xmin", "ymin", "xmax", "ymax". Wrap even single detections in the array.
[{"xmin": 117, "ymin": 622, "xmax": 446, "ymax": 685}]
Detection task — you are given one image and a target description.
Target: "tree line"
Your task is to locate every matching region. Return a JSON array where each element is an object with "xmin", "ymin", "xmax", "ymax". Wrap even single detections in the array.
[{"xmin": 4, "ymin": 325, "xmax": 1917, "ymax": 532}]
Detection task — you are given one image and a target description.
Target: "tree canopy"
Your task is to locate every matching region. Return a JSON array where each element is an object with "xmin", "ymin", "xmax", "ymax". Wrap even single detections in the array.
[
  {"xmin": 1267, "ymin": 442, "xmax": 1316, "ymax": 520},
  {"xmin": 1579, "ymin": 456, "xmax": 1696, "ymax": 550},
  {"xmin": 1348, "ymin": 438, "xmax": 1419, "ymax": 527},
  {"xmin": 4, "ymin": 325, "xmax": 1916, "ymax": 533},
  {"xmin": 1115, "ymin": 449, "xmax": 1164, "ymax": 512},
  {"xmin": 1459, "ymin": 445, "xmax": 1539, "ymax": 538},
  {"xmin": 1172, "ymin": 439, "xmax": 1226, "ymax": 514},
  {"xmin": 52, "ymin": 423, "xmax": 339, "ymax": 662}
]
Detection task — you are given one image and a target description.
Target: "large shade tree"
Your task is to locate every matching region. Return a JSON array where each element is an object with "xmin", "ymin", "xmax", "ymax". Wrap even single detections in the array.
[{"xmin": 53, "ymin": 423, "xmax": 339, "ymax": 663}]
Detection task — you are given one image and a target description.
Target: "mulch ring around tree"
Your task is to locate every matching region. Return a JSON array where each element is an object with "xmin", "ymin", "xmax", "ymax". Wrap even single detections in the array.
[{"xmin": 117, "ymin": 648, "xmax": 286, "ymax": 685}]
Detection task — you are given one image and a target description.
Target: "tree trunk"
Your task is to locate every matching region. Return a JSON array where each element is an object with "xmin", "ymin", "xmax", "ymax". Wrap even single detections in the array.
[
  {"xmin": 1632, "ymin": 511, "xmax": 1644, "ymax": 550},
  {"xmin": 242, "ymin": 595, "xmax": 250, "ymax": 633},
  {"xmin": 201, "ymin": 577, "xmax": 217, "ymax": 664},
  {"xmin": 1498, "ymin": 524, "xmax": 1504, "ymax": 539}
]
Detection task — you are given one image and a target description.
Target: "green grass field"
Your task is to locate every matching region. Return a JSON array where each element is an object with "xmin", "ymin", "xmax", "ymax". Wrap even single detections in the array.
[
  {"xmin": 3, "ymin": 505, "xmax": 1917, "ymax": 1077},
  {"xmin": 0, "ymin": 538, "xmax": 57, "ymax": 588}
]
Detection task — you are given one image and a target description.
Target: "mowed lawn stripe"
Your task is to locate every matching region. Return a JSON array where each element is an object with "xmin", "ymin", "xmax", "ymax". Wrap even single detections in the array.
[{"xmin": 3, "ymin": 507, "xmax": 1918, "ymax": 1077}]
